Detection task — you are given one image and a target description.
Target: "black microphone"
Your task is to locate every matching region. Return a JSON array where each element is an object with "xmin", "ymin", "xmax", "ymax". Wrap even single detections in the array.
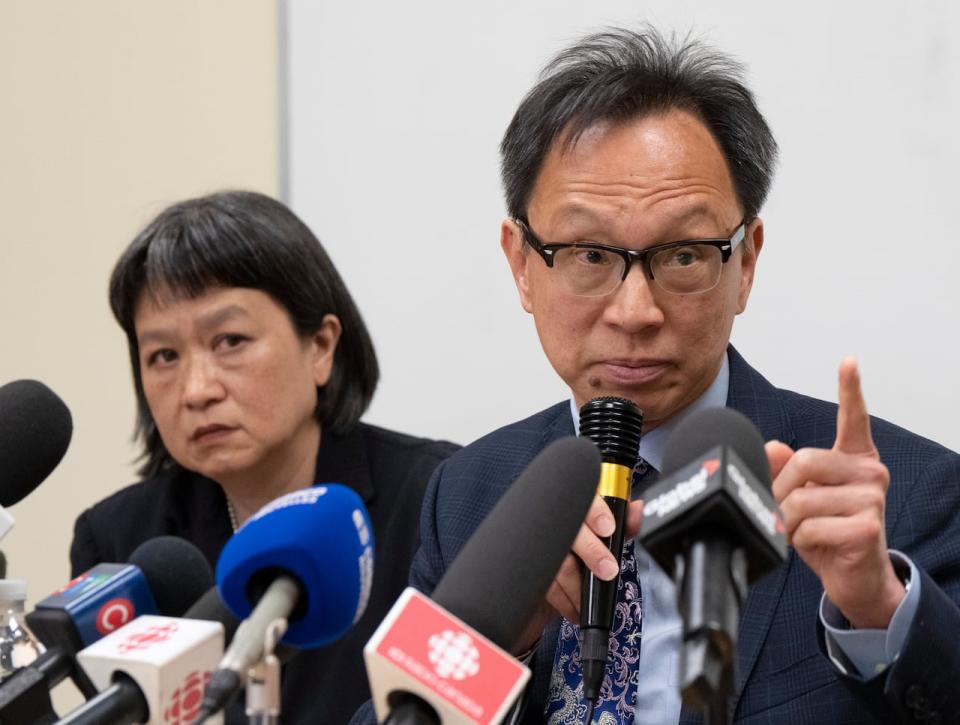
[
  {"xmin": 365, "ymin": 436, "xmax": 602, "ymax": 725},
  {"xmin": 0, "ymin": 379, "xmax": 72, "ymax": 540},
  {"xmin": 577, "ymin": 396, "xmax": 643, "ymax": 704},
  {"xmin": 638, "ymin": 407, "xmax": 787, "ymax": 717}
]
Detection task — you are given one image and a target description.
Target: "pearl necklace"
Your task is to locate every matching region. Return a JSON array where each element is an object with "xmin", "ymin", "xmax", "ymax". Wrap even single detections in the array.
[{"xmin": 226, "ymin": 497, "xmax": 239, "ymax": 533}]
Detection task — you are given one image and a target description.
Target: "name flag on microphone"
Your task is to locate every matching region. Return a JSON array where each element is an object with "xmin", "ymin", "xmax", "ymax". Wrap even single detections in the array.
[
  {"xmin": 78, "ymin": 615, "xmax": 225, "ymax": 725},
  {"xmin": 365, "ymin": 588, "xmax": 530, "ymax": 725}
]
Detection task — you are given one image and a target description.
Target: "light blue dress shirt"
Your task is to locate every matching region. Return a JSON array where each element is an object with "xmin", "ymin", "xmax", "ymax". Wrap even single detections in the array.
[{"xmin": 568, "ymin": 351, "xmax": 920, "ymax": 722}]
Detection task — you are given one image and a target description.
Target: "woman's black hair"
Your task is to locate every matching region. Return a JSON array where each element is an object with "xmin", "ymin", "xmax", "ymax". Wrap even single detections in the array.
[{"xmin": 110, "ymin": 190, "xmax": 379, "ymax": 477}]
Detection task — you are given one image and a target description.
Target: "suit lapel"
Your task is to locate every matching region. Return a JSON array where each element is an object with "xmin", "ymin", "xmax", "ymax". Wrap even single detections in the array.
[{"xmin": 723, "ymin": 346, "xmax": 798, "ymax": 715}]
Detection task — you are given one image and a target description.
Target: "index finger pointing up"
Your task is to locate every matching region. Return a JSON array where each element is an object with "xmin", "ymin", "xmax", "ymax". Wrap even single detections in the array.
[{"xmin": 834, "ymin": 357, "xmax": 878, "ymax": 457}]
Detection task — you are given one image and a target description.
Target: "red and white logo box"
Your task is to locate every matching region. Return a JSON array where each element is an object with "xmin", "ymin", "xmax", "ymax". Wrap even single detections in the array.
[
  {"xmin": 365, "ymin": 588, "xmax": 531, "ymax": 725},
  {"xmin": 78, "ymin": 615, "xmax": 225, "ymax": 725}
]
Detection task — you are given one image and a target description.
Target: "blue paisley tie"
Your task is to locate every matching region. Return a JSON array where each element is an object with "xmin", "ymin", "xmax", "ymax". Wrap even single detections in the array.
[{"xmin": 544, "ymin": 459, "xmax": 656, "ymax": 725}]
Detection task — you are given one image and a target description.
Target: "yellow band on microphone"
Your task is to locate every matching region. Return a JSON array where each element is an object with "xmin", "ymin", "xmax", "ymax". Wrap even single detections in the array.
[{"xmin": 596, "ymin": 462, "xmax": 631, "ymax": 500}]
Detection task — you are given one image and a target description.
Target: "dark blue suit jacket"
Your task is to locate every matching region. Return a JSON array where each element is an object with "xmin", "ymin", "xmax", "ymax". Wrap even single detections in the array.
[{"xmin": 407, "ymin": 348, "xmax": 960, "ymax": 724}]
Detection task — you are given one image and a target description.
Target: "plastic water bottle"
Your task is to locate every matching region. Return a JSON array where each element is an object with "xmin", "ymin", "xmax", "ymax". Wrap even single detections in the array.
[{"xmin": 0, "ymin": 579, "xmax": 42, "ymax": 677}]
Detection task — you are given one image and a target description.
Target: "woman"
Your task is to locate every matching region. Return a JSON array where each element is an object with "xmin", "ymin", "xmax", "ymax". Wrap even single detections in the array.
[{"xmin": 70, "ymin": 190, "xmax": 458, "ymax": 723}]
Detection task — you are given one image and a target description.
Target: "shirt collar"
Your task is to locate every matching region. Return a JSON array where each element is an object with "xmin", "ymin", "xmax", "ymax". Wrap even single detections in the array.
[{"xmin": 569, "ymin": 351, "xmax": 730, "ymax": 472}]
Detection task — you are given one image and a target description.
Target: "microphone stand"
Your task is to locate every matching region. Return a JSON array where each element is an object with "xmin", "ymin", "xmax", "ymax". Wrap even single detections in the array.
[
  {"xmin": 245, "ymin": 618, "xmax": 286, "ymax": 725},
  {"xmin": 676, "ymin": 533, "xmax": 748, "ymax": 725}
]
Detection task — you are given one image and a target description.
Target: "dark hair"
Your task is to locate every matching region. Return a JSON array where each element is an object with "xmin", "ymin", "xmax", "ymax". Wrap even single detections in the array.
[
  {"xmin": 110, "ymin": 190, "xmax": 379, "ymax": 477},
  {"xmin": 500, "ymin": 26, "xmax": 778, "ymax": 222}
]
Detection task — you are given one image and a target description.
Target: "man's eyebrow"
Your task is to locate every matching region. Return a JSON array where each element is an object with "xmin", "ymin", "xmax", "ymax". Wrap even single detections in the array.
[{"xmin": 137, "ymin": 304, "xmax": 251, "ymax": 347}]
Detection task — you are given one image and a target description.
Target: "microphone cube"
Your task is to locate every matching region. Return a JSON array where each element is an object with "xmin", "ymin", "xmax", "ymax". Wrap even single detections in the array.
[
  {"xmin": 78, "ymin": 615, "xmax": 224, "ymax": 725},
  {"xmin": 365, "ymin": 588, "xmax": 530, "ymax": 725}
]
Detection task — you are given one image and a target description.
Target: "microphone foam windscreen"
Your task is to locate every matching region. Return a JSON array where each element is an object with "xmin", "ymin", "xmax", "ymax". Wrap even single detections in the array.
[
  {"xmin": 431, "ymin": 436, "xmax": 601, "ymax": 651},
  {"xmin": 0, "ymin": 379, "xmax": 73, "ymax": 506},
  {"xmin": 215, "ymin": 484, "xmax": 375, "ymax": 648},
  {"xmin": 661, "ymin": 407, "xmax": 770, "ymax": 483},
  {"xmin": 128, "ymin": 536, "xmax": 214, "ymax": 616}
]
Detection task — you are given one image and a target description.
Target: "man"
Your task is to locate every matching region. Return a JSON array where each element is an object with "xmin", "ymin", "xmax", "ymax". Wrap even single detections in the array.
[{"xmin": 385, "ymin": 27, "xmax": 960, "ymax": 724}]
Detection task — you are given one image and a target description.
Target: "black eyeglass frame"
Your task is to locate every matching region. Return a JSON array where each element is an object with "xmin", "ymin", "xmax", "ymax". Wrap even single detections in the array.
[{"xmin": 515, "ymin": 217, "xmax": 748, "ymax": 292}]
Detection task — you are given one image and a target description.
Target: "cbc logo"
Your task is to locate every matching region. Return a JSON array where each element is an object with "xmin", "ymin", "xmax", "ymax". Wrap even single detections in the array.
[
  {"xmin": 96, "ymin": 598, "xmax": 135, "ymax": 636},
  {"xmin": 118, "ymin": 622, "xmax": 179, "ymax": 654},
  {"xmin": 163, "ymin": 669, "xmax": 211, "ymax": 724},
  {"xmin": 427, "ymin": 630, "xmax": 480, "ymax": 680}
]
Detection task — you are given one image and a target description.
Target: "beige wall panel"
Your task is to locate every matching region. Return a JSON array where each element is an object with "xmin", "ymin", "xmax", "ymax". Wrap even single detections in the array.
[{"xmin": 0, "ymin": 1, "xmax": 279, "ymax": 709}]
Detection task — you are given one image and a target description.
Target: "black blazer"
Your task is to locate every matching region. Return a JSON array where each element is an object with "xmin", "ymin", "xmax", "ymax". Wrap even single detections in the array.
[{"xmin": 71, "ymin": 421, "xmax": 459, "ymax": 725}]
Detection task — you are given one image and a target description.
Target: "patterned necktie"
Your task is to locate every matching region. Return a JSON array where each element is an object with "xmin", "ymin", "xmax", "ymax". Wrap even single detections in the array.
[{"xmin": 545, "ymin": 459, "xmax": 657, "ymax": 724}]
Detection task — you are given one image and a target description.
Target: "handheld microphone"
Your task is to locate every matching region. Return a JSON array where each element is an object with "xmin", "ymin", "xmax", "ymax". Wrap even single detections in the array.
[
  {"xmin": 638, "ymin": 407, "xmax": 787, "ymax": 715},
  {"xmin": 27, "ymin": 536, "xmax": 213, "ymax": 661},
  {"xmin": 0, "ymin": 379, "xmax": 73, "ymax": 539},
  {"xmin": 59, "ymin": 615, "xmax": 225, "ymax": 725},
  {"xmin": 198, "ymin": 484, "xmax": 375, "ymax": 717},
  {"xmin": 364, "ymin": 436, "xmax": 602, "ymax": 725},
  {"xmin": 576, "ymin": 396, "xmax": 643, "ymax": 704}
]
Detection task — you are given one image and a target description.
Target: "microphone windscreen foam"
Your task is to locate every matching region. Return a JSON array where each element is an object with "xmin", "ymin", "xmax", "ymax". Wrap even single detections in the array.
[
  {"xmin": 431, "ymin": 436, "xmax": 601, "ymax": 651},
  {"xmin": 0, "ymin": 379, "xmax": 73, "ymax": 506},
  {"xmin": 128, "ymin": 536, "xmax": 214, "ymax": 616},
  {"xmin": 215, "ymin": 484, "xmax": 375, "ymax": 648},
  {"xmin": 661, "ymin": 407, "xmax": 770, "ymax": 483}
]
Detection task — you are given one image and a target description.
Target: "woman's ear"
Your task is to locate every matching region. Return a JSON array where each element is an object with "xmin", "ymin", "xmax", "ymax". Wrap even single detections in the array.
[{"xmin": 310, "ymin": 314, "xmax": 342, "ymax": 386}]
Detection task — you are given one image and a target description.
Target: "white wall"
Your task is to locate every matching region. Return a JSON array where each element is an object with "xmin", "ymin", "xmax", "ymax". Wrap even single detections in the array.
[{"xmin": 286, "ymin": 1, "xmax": 960, "ymax": 452}]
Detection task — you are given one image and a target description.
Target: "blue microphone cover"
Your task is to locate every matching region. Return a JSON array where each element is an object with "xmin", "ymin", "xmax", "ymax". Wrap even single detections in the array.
[{"xmin": 215, "ymin": 484, "xmax": 374, "ymax": 648}]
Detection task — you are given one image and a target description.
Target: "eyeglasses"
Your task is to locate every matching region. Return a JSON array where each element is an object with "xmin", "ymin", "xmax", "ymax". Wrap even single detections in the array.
[{"xmin": 516, "ymin": 218, "xmax": 746, "ymax": 297}]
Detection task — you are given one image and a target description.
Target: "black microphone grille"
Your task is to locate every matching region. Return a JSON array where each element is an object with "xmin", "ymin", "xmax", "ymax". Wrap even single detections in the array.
[
  {"xmin": 128, "ymin": 536, "xmax": 214, "ymax": 617},
  {"xmin": 0, "ymin": 379, "xmax": 73, "ymax": 507},
  {"xmin": 661, "ymin": 407, "xmax": 770, "ymax": 484},
  {"xmin": 579, "ymin": 396, "xmax": 643, "ymax": 467}
]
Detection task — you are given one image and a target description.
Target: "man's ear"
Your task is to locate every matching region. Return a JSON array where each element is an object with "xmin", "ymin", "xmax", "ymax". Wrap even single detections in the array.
[
  {"xmin": 736, "ymin": 218, "xmax": 764, "ymax": 313},
  {"xmin": 501, "ymin": 219, "xmax": 534, "ymax": 313}
]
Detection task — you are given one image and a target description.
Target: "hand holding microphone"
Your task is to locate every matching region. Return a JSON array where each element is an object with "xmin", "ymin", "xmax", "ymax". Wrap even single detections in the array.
[{"xmin": 517, "ymin": 400, "xmax": 645, "ymax": 658}]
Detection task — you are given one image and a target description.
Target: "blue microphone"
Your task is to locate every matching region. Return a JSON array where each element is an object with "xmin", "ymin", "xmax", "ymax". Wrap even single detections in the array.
[
  {"xmin": 200, "ymin": 483, "xmax": 375, "ymax": 719},
  {"xmin": 26, "ymin": 536, "xmax": 212, "ymax": 653}
]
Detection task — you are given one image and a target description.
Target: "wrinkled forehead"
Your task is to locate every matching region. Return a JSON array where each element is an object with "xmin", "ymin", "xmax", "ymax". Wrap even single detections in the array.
[{"xmin": 528, "ymin": 110, "xmax": 740, "ymax": 229}]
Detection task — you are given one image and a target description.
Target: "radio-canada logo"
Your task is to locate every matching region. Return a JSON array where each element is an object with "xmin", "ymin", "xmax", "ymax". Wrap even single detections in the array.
[
  {"xmin": 427, "ymin": 630, "xmax": 480, "ymax": 680},
  {"xmin": 118, "ymin": 621, "xmax": 179, "ymax": 653},
  {"xmin": 96, "ymin": 597, "xmax": 135, "ymax": 635},
  {"xmin": 163, "ymin": 669, "xmax": 211, "ymax": 724}
]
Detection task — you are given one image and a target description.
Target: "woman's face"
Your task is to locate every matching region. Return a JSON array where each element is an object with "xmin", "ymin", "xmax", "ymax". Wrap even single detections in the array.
[{"xmin": 133, "ymin": 286, "xmax": 340, "ymax": 484}]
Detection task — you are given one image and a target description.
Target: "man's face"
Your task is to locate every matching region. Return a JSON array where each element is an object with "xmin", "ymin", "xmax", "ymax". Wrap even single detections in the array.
[{"xmin": 501, "ymin": 109, "xmax": 762, "ymax": 430}]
